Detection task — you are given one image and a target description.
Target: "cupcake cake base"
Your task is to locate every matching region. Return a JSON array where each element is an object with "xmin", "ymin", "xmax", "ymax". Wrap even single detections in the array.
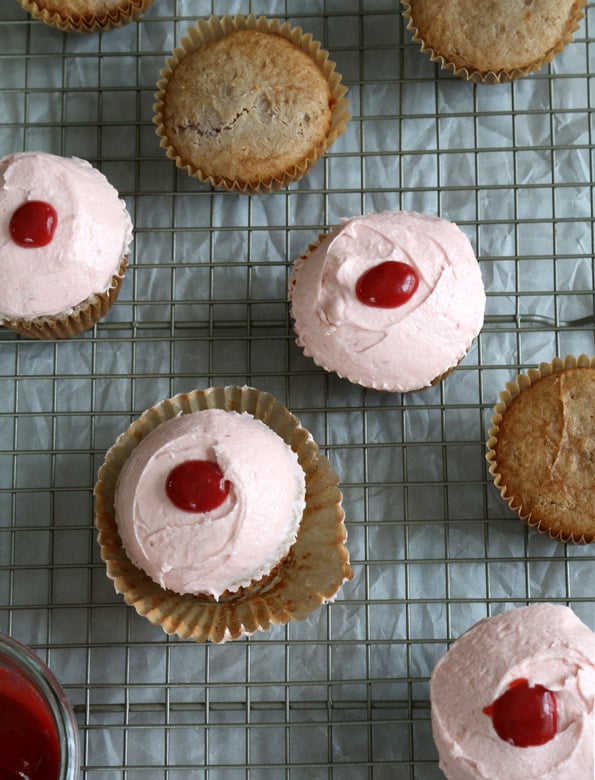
[
  {"xmin": 487, "ymin": 355, "xmax": 595, "ymax": 544},
  {"xmin": 402, "ymin": 0, "xmax": 587, "ymax": 84},
  {"xmin": 17, "ymin": 0, "xmax": 155, "ymax": 33},
  {"xmin": 153, "ymin": 14, "xmax": 350, "ymax": 193},
  {"xmin": 3, "ymin": 255, "xmax": 128, "ymax": 340}
]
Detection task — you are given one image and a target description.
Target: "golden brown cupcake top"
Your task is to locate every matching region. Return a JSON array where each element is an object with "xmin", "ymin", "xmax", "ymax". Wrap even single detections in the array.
[
  {"xmin": 160, "ymin": 29, "xmax": 333, "ymax": 186},
  {"xmin": 405, "ymin": 0, "xmax": 586, "ymax": 77},
  {"xmin": 19, "ymin": 0, "xmax": 153, "ymax": 32},
  {"xmin": 493, "ymin": 367, "xmax": 595, "ymax": 542},
  {"xmin": 23, "ymin": 0, "xmax": 144, "ymax": 15}
]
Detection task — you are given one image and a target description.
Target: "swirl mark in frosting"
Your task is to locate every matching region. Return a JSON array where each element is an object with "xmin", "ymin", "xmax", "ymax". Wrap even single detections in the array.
[
  {"xmin": 431, "ymin": 604, "xmax": 595, "ymax": 780},
  {"xmin": 289, "ymin": 211, "xmax": 486, "ymax": 391},
  {"xmin": 0, "ymin": 151, "xmax": 133, "ymax": 319},
  {"xmin": 114, "ymin": 409, "xmax": 306, "ymax": 599}
]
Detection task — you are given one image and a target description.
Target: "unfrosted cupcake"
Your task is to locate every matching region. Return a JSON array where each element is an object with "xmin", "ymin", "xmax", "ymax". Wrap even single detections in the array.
[
  {"xmin": 0, "ymin": 151, "xmax": 133, "ymax": 339},
  {"xmin": 17, "ymin": 0, "xmax": 154, "ymax": 33},
  {"xmin": 402, "ymin": 0, "xmax": 587, "ymax": 84},
  {"xmin": 486, "ymin": 355, "xmax": 595, "ymax": 544},
  {"xmin": 431, "ymin": 604, "xmax": 595, "ymax": 780},
  {"xmin": 94, "ymin": 385, "xmax": 352, "ymax": 643},
  {"xmin": 288, "ymin": 210, "xmax": 486, "ymax": 393},
  {"xmin": 153, "ymin": 14, "xmax": 350, "ymax": 193}
]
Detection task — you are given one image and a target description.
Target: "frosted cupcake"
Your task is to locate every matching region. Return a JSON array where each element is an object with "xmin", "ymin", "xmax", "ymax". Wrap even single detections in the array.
[
  {"xmin": 153, "ymin": 14, "xmax": 350, "ymax": 193},
  {"xmin": 288, "ymin": 210, "xmax": 486, "ymax": 392},
  {"xmin": 94, "ymin": 385, "xmax": 352, "ymax": 642},
  {"xmin": 17, "ymin": 0, "xmax": 154, "ymax": 33},
  {"xmin": 431, "ymin": 604, "xmax": 595, "ymax": 780},
  {"xmin": 402, "ymin": 0, "xmax": 587, "ymax": 84},
  {"xmin": 487, "ymin": 355, "xmax": 595, "ymax": 544},
  {"xmin": 0, "ymin": 151, "xmax": 133, "ymax": 339}
]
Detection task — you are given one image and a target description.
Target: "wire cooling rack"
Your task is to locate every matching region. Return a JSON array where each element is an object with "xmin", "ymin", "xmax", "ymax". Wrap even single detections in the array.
[{"xmin": 1, "ymin": 1, "xmax": 595, "ymax": 777}]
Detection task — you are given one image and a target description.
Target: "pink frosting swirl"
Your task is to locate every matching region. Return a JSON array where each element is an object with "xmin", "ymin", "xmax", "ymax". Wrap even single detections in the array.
[
  {"xmin": 0, "ymin": 151, "xmax": 132, "ymax": 319},
  {"xmin": 114, "ymin": 409, "xmax": 306, "ymax": 599},
  {"xmin": 431, "ymin": 604, "xmax": 595, "ymax": 780},
  {"xmin": 289, "ymin": 211, "xmax": 485, "ymax": 392}
]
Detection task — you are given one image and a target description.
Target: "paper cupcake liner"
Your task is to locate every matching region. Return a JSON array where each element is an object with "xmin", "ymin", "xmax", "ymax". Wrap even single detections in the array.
[
  {"xmin": 153, "ymin": 14, "xmax": 351, "ymax": 194},
  {"xmin": 3, "ymin": 255, "xmax": 128, "ymax": 340},
  {"xmin": 486, "ymin": 354, "xmax": 595, "ymax": 544},
  {"xmin": 289, "ymin": 234, "xmax": 471, "ymax": 393},
  {"xmin": 18, "ymin": 0, "xmax": 154, "ymax": 33},
  {"xmin": 401, "ymin": 1, "xmax": 586, "ymax": 85},
  {"xmin": 94, "ymin": 385, "xmax": 352, "ymax": 643}
]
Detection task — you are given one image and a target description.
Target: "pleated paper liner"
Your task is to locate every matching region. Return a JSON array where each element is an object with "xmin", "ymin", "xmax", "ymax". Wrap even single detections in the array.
[
  {"xmin": 3, "ymin": 255, "xmax": 128, "ymax": 340},
  {"xmin": 17, "ymin": 0, "xmax": 154, "ymax": 33},
  {"xmin": 486, "ymin": 355, "xmax": 595, "ymax": 544},
  {"xmin": 94, "ymin": 385, "xmax": 352, "ymax": 643},
  {"xmin": 401, "ymin": 0, "xmax": 587, "ymax": 85},
  {"xmin": 153, "ymin": 14, "xmax": 351, "ymax": 193}
]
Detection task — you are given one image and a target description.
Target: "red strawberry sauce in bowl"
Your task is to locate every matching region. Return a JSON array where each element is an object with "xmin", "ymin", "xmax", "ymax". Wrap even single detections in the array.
[{"xmin": 0, "ymin": 632, "xmax": 79, "ymax": 779}]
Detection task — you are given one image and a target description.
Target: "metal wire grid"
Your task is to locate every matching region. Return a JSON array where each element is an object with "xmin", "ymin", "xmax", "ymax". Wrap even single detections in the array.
[{"xmin": 1, "ymin": 1, "xmax": 595, "ymax": 777}]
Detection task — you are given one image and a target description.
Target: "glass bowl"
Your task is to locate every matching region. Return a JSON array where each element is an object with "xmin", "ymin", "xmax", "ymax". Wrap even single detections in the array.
[{"xmin": 0, "ymin": 631, "xmax": 79, "ymax": 779}]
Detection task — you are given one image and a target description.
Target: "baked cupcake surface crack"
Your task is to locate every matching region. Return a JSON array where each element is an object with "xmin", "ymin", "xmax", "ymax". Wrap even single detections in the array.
[
  {"xmin": 175, "ymin": 91, "xmax": 285, "ymax": 140},
  {"xmin": 153, "ymin": 16, "xmax": 350, "ymax": 192},
  {"xmin": 161, "ymin": 30, "xmax": 331, "ymax": 183},
  {"xmin": 487, "ymin": 358, "xmax": 595, "ymax": 543}
]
